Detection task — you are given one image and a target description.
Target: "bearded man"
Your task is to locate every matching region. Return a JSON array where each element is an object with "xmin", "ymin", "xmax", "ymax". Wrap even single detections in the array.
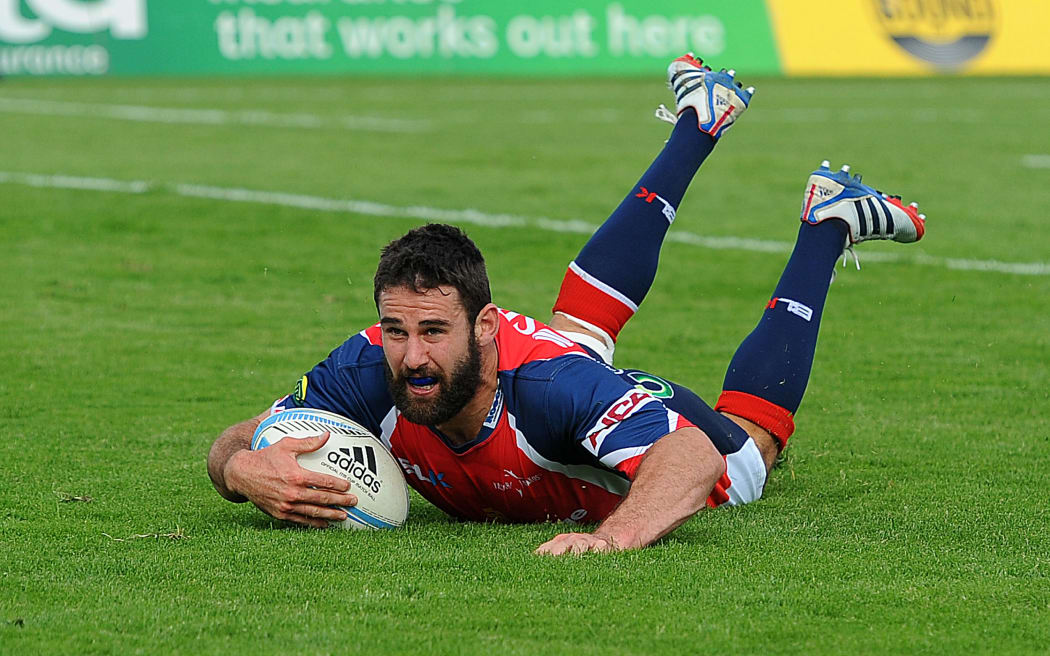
[{"xmin": 207, "ymin": 54, "xmax": 925, "ymax": 554}]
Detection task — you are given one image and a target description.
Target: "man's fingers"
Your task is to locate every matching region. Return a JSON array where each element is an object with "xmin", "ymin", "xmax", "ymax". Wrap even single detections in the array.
[
  {"xmin": 291, "ymin": 501, "xmax": 348, "ymax": 522},
  {"xmin": 534, "ymin": 533, "xmax": 575, "ymax": 556},
  {"xmin": 535, "ymin": 533, "xmax": 616, "ymax": 556},
  {"xmin": 282, "ymin": 431, "xmax": 331, "ymax": 453},
  {"xmin": 254, "ymin": 502, "xmax": 334, "ymax": 530},
  {"xmin": 293, "ymin": 486, "xmax": 357, "ymax": 508},
  {"xmin": 301, "ymin": 470, "xmax": 352, "ymax": 493},
  {"xmin": 287, "ymin": 502, "xmax": 347, "ymax": 523}
]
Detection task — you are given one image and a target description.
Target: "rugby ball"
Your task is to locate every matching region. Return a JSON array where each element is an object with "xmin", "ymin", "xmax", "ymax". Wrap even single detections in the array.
[{"xmin": 251, "ymin": 408, "xmax": 409, "ymax": 530}]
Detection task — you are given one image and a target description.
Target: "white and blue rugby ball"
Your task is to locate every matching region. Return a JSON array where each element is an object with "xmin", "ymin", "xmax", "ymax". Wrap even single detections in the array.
[{"xmin": 251, "ymin": 408, "xmax": 409, "ymax": 530}]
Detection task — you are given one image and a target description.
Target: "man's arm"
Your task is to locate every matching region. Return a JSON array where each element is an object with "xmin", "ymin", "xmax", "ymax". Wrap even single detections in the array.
[
  {"xmin": 534, "ymin": 426, "xmax": 723, "ymax": 555},
  {"xmin": 207, "ymin": 415, "xmax": 262, "ymax": 502},
  {"xmin": 207, "ymin": 412, "xmax": 359, "ymax": 529}
]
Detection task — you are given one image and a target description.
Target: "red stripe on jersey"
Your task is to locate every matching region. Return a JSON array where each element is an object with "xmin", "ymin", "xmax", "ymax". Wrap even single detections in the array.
[
  {"xmin": 615, "ymin": 453, "xmax": 647, "ymax": 480},
  {"xmin": 362, "ymin": 323, "xmax": 383, "ymax": 346},
  {"xmin": 715, "ymin": 390, "xmax": 795, "ymax": 449},
  {"xmin": 706, "ymin": 456, "xmax": 732, "ymax": 507},
  {"xmin": 551, "ymin": 267, "xmax": 635, "ymax": 341},
  {"xmin": 611, "ymin": 412, "xmax": 697, "ymax": 480},
  {"xmin": 672, "ymin": 412, "xmax": 697, "ymax": 432},
  {"xmin": 495, "ymin": 310, "xmax": 587, "ymax": 371}
]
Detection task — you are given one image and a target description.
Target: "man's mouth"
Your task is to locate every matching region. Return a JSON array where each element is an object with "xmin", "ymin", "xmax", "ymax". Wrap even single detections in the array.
[{"xmin": 407, "ymin": 376, "xmax": 438, "ymax": 392}]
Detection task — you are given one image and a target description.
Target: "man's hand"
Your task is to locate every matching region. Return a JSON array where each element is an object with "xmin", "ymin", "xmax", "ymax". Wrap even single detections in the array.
[
  {"xmin": 534, "ymin": 533, "xmax": 621, "ymax": 556},
  {"xmin": 223, "ymin": 431, "xmax": 358, "ymax": 529},
  {"xmin": 533, "ymin": 427, "xmax": 725, "ymax": 555}
]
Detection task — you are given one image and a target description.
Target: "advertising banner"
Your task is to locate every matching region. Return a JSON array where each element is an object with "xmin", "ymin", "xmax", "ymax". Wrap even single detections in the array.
[
  {"xmin": 3, "ymin": 1, "xmax": 1047, "ymax": 77},
  {"xmin": 766, "ymin": 0, "xmax": 1050, "ymax": 75},
  {"xmin": 0, "ymin": 0, "xmax": 779, "ymax": 76}
]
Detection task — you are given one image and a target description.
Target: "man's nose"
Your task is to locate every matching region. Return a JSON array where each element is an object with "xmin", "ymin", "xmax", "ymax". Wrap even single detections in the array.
[{"xmin": 403, "ymin": 336, "xmax": 430, "ymax": 370}]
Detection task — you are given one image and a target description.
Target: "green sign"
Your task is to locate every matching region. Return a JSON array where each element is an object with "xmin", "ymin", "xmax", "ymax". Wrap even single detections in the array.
[{"xmin": 0, "ymin": 0, "xmax": 780, "ymax": 76}]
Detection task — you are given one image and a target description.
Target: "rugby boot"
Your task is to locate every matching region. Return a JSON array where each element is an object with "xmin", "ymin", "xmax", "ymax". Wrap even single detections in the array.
[
  {"xmin": 655, "ymin": 52, "xmax": 754, "ymax": 139},
  {"xmin": 801, "ymin": 160, "xmax": 926, "ymax": 246}
]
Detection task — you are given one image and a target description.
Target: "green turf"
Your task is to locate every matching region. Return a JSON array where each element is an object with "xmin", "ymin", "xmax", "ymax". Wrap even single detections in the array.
[{"xmin": 1, "ymin": 74, "xmax": 1049, "ymax": 655}]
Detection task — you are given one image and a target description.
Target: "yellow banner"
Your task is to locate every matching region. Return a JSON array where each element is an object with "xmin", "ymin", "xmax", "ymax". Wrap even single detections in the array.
[{"xmin": 766, "ymin": 0, "xmax": 1050, "ymax": 75}]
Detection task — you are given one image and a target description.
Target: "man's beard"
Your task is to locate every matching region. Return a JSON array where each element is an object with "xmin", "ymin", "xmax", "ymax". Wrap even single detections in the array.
[{"xmin": 384, "ymin": 333, "xmax": 483, "ymax": 426}]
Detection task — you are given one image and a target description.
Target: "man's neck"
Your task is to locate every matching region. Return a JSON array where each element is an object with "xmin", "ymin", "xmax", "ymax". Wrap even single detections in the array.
[{"xmin": 435, "ymin": 342, "xmax": 499, "ymax": 446}]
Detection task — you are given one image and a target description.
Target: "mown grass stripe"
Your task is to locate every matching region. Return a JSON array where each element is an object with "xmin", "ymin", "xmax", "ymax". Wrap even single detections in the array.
[
  {"xmin": 0, "ymin": 97, "xmax": 430, "ymax": 133},
  {"xmin": 3, "ymin": 170, "xmax": 1048, "ymax": 277}
]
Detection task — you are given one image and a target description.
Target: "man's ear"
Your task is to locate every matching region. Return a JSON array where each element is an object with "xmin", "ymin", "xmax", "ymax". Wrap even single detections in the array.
[{"xmin": 474, "ymin": 303, "xmax": 500, "ymax": 346}]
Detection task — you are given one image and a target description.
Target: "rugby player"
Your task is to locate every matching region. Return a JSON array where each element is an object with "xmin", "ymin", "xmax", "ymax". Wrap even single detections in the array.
[{"xmin": 207, "ymin": 54, "xmax": 926, "ymax": 555}]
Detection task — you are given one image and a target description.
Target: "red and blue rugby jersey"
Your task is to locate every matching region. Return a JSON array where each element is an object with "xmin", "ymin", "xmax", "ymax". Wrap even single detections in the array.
[{"xmin": 272, "ymin": 309, "xmax": 695, "ymax": 524}]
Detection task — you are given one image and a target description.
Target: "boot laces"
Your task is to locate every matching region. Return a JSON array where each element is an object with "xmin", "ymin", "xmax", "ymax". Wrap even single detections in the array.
[
  {"xmin": 843, "ymin": 243, "xmax": 861, "ymax": 271},
  {"xmin": 830, "ymin": 240, "xmax": 861, "ymax": 284},
  {"xmin": 654, "ymin": 104, "xmax": 678, "ymax": 126}
]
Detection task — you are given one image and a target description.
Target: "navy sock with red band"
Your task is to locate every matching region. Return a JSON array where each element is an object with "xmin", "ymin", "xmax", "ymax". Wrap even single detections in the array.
[
  {"xmin": 721, "ymin": 220, "xmax": 848, "ymax": 415},
  {"xmin": 553, "ymin": 109, "xmax": 715, "ymax": 339}
]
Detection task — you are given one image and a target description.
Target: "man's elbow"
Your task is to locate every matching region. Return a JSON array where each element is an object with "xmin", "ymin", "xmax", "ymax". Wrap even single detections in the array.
[
  {"xmin": 675, "ymin": 426, "xmax": 725, "ymax": 476},
  {"xmin": 652, "ymin": 426, "xmax": 726, "ymax": 511},
  {"xmin": 207, "ymin": 439, "xmax": 243, "ymax": 503},
  {"xmin": 207, "ymin": 418, "xmax": 260, "ymax": 503}
]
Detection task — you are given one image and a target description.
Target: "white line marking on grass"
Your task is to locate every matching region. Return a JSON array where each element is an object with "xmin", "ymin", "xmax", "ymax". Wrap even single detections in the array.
[
  {"xmin": 3, "ymin": 170, "xmax": 1049, "ymax": 277},
  {"xmin": 0, "ymin": 170, "xmax": 150, "ymax": 193},
  {"xmin": 0, "ymin": 97, "xmax": 430, "ymax": 133},
  {"xmin": 173, "ymin": 184, "xmax": 535, "ymax": 228},
  {"xmin": 745, "ymin": 107, "xmax": 1024, "ymax": 124},
  {"xmin": 1022, "ymin": 154, "xmax": 1050, "ymax": 169}
]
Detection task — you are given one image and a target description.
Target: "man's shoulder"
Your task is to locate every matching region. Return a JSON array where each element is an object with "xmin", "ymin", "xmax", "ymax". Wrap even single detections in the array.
[
  {"xmin": 300, "ymin": 322, "xmax": 388, "ymax": 402},
  {"xmin": 280, "ymin": 322, "xmax": 393, "ymax": 435},
  {"xmin": 495, "ymin": 309, "xmax": 590, "ymax": 374},
  {"xmin": 326, "ymin": 323, "xmax": 386, "ymax": 369}
]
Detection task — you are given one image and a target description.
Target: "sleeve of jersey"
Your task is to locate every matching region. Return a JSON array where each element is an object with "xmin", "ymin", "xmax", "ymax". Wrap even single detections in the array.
[
  {"xmin": 544, "ymin": 357, "xmax": 696, "ymax": 481},
  {"xmin": 269, "ymin": 331, "xmax": 389, "ymax": 437}
]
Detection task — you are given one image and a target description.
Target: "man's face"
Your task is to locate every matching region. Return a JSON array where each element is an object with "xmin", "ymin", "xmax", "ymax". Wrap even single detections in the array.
[{"xmin": 378, "ymin": 285, "xmax": 483, "ymax": 426}]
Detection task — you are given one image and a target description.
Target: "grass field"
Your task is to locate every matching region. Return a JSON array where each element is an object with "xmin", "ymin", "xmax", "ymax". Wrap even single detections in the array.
[{"xmin": 2, "ymin": 72, "xmax": 1049, "ymax": 655}]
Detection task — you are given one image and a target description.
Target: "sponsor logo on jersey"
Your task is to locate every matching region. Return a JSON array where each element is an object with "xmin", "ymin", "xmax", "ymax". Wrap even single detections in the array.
[
  {"xmin": 627, "ymin": 371, "xmax": 674, "ymax": 399},
  {"xmin": 398, "ymin": 458, "xmax": 451, "ymax": 489},
  {"xmin": 872, "ymin": 0, "xmax": 996, "ymax": 70},
  {"xmin": 328, "ymin": 445, "xmax": 382, "ymax": 494},
  {"xmin": 293, "ymin": 375, "xmax": 308, "ymax": 405},
  {"xmin": 0, "ymin": 0, "xmax": 148, "ymax": 44},
  {"xmin": 584, "ymin": 389, "xmax": 657, "ymax": 453},
  {"xmin": 498, "ymin": 469, "xmax": 542, "ymax": 498}
]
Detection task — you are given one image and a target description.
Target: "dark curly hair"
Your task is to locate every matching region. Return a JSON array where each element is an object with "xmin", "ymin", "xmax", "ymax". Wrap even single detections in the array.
[{"xmin": 373, "ymin": 224, "xmax": 492, "ymax": 323}]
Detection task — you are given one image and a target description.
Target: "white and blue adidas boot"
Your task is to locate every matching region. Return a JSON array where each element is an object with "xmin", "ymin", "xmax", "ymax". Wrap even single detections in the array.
[
  {"xmin": 657, "ymin": 53, "xmax": 754, "ymax": 139},
  {"xmin": 801, "ymin": 161, "xmax": 926, "ymax": 248}
]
